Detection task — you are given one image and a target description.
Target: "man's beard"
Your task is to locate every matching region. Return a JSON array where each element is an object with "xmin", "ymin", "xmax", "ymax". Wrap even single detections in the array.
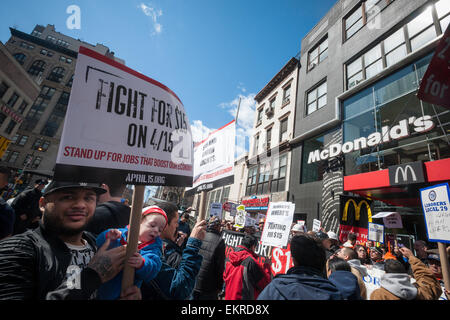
[{"xmin": 43, "ymin": 212, "xmax": 92, "ymax": 237}]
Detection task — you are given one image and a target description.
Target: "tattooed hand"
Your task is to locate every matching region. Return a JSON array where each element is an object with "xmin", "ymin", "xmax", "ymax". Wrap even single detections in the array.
[{"xmin": 88, "ymin": 237, "xmax": 126, "ymax": 283}]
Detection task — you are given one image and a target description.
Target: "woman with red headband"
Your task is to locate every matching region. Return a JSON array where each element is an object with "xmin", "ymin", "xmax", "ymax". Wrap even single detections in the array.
[{"xmin": 95, "ymin": 206, "xmax": 168, "ymax": 300}]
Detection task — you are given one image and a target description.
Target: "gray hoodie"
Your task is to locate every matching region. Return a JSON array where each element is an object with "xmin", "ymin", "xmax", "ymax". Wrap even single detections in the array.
[
  {"xmin": 347, "ymin": 259, "xmax": 368, "ymax": 277},
  {"xmin": 379, "ymin": 273, "xmax": 417, "ymax": 300}
]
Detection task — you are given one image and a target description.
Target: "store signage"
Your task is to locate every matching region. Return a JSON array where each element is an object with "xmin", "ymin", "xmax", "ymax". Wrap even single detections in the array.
[
  {"xmin": 1, "ymin": 104, "xmax": 23, "ymax": 123},
  {"xmin": 388, "ymin": 161, "xmax": 425, "ymax": 186},
  {"xmin": 339, "ymin": 195, "xmax": 373, "ymax": 244},
  {"xmin": 417, "ymin": 24, "xmax": 450, "ymax": 109},
  {"xmin": 308, "ymin": 115, "xmax": 435, "ymax": 164},
  {"xmin": 242, "ymin": 196, "xmax": 270, "ymax": 209}
]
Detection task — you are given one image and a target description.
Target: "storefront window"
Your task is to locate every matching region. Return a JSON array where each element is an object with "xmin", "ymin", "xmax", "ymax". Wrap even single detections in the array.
[{"xmin": 343, "ymin": 53, "xmax": 450, "ymax": 175}]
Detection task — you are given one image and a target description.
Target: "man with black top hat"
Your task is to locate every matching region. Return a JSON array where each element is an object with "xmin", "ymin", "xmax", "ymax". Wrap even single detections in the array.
[
  {"xmin": 11, "ymin": 178, "xmax": 48, "ymax": 235},
  {"xmin": 0, "ymin": 181, "xmax": 140, "ymax": 300}
]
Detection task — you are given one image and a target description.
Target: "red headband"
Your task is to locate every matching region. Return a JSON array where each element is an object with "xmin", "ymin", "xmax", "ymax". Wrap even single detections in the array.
[{"xmin": 142, "ymin": 206, "xmax": 168, "ymax": 226}]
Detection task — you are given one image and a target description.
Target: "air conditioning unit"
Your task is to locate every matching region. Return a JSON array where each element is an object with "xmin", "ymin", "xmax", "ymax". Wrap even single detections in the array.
[
  {"xmin": 265, "ymin": 107, "xmax": 274, "ymax": 116},
  {"xmin": 309, "ymin": 62, "xmax": 317, "ymax": 70}
]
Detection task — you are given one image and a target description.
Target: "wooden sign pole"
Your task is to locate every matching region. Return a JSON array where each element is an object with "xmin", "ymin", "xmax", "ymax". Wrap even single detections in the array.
[
  {"xmin": 438, "ymin": 242, "xmax": 450, "ymax": 293},
  {"xmin": 121, "ymin": 185, "xmax": 146, "ymax": 293},
  {"xmin": 197, "ymin": 190, "xmax": 207, "ymax": 222}
]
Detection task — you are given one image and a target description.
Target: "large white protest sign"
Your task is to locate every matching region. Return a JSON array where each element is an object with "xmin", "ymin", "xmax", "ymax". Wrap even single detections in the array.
[
  {"xmin": 189, "ymin": 120, "xmax": 235, "ymax": 191},
  {"xmin": 261, "ymin": 202, "xmax": 295, "ymax": 248},
  {"xmin": 312, "ymin": 219, "xmax": 321, "ymax": 232},
  {"xmin": 55, "ymin": 46, "xmax": 193, "ymax": 186},
  {"xmin": 368, "ymin": 222, "xmax": 384, "ymax": 243},
  {"xmin": 420, "ymin": 183, "xmax": 450, "ymax": 243}
]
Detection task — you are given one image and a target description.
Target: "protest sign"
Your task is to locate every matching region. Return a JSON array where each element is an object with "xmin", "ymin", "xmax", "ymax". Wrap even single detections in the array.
[
  {"xmin": 271, "ymin": 244, "xmax": 294, "ymax": 276},
  {"xmin": 210, "ymin": 202, "xmax": 223, "ymax": 219},
  {"xmin": 312, "ymin": 219, "xmax": 321, "ymax": 232},
  {"xmin": 260, "ymin": 202, "xmax": 295, "ymax": 248},
  {"xmin": 54, "ymin": 46, "xmax": 194, "ymax": 293},
  {"xmin": 417, "ymin": 24, "xmax": 450, "ymax": 109},
  {"xmin": 54, "ymin": 46, "xmax": 193, "ymax": 186},
  {"xmin": 368, "ymin": 222, "xmax": 384, "ymax": 244},
  {"xmin": 234, "ymin": 205, "xmax": 246, "ymax": 229},
  {"xmin": 420, "ymin": 183, "xmax": 450, "ymax": 243},
  {"xmin": 372, "ymin": 212, "xmax": 403, "ymax": 229}
]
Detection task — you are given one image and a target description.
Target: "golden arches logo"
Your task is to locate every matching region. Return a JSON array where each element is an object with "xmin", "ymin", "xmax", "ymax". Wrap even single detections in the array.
[{"xmin": 342, "ymin": 199, "xmax": 372, "ymax": 223}]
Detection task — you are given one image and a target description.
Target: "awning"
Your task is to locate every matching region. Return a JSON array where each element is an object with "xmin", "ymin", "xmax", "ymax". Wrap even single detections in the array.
[{"xmin": 344, "ymin": 158, "xmax": 450, "ymax": 207}]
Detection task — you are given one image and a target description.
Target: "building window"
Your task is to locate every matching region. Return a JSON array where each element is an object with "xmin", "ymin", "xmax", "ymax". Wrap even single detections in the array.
[
  {"xmin": 39, "ymin": 86, "xmax": 56, "ymax": 100},
  {"xmin": 19, "ymin": 42, "xmax": 34, "ymax": 50},
  {"xmin": 31, "ymin": 156, "xmax": 42, "ymax": 169},
  {"xmin": 13, "ymin": 53, "xmax": 26, "ymax": 65},
  {"xmin": 46, "ymin": 35, "xmax": 57, "ymax": 44},
  {"xmin": 257, "ymin": 162, "xmax": 270, "ymax": 195},
  {"xmin": 17, "ymin": 101, "xmax": 28, "ymax": 114},
  {"xmin": 246, "ymin": 166, "xmax": 258, "ymax": 196},
  {"xmin": 344, "ymin": 0, "xmax": 384, "ymax": 40},
  {"xmin": 31, "ymin": 30, "xmax": 42, "ymax": 37},
  {"xmin": 306, "ymin": 81, "xmax": 327, "ymax": 115},
  {"xmin": 6, "ymin": 92, "xmax": 19, "ymax": 108},
  {"xmin": 2, "ymin": 150, "xmax": 10, "ymax": 161},
  {"xmin": 17, "ymin": 135, "xmax": 28, "ymax": 147},
  {"xmin": 253, "ymin": 134, "xmax": 260, "ymax": 156},
  {"xmin": 21, "ymin": 97, "xmax": 49, "ymax": 131},
  {"xmin": 345, "ymin": 2, "xmax": 449, "ymax": 90},
  {"xmin": 23, "ymin": 154, "xmax": 33, "ymax": 167},
  {"xmin": 257, "ymin": 108, "xmax": 263, "ymax": 125},
  {"xmin": 279, "ymin": 117, "xmax": 288, "ymax": 142},
  {"xmin": 27, "ymin": 60, "xmax": 46, "ymax": 77},
  {"xmin": 11, "ymin": 134, "xmax": 19, "ymax": 144},
  {"xmin": 271, "ymin": 154, "xmax": 287, "ymax": 193},
  {"xmin": 308, "ymin": 37, "xmax": 328, "ymax": 70},
  {"xmin": 282, "ymin": 84, "xmax": 291, "ymax": 105},
  {"xmin": 66, "ymin": 74, "xmax": 74, "ymax": 87},
  {"xmin": 406, "ymin": 7, "xmax": 436, "ymax": 52},
  {"xmin": 5, "ymin": 120, "xmax": 17, "ymax": 134},
  {"xmin": 0, "ymin": 113, "xmax": 6, "ymax": 126},
  {"xmin": 7, "ymin": 151, "xmax": 19, "ymax": 164},
  {"xmin": 41, "ymin": 92, "xmax": 69, "ymax": 137},
  {"xmin": 436, "ymin": 0, "xmax": 450, "ymax": 31},
  {"xmin": 47, "ymin": 67, "xmax": 66, "ymax": 83},
  {"xmin": 266, "ymin": 127, "xmax": 272, "ymax": 150},
  {"xmin": 40, "ymin": 49, "xmax": 53, "ymax": 57},
  {"xmin": 0, "ymin": 82, "xmax": 9, "ymax": 99}
]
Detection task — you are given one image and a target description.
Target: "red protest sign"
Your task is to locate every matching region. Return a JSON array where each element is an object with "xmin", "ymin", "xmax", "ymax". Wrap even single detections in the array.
[{"xmin": 417, "ymin": 24, "xmax": 450, "ymax": 109}]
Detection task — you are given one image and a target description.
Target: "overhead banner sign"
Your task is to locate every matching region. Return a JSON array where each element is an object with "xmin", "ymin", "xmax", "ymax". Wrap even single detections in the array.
[
  {"xmin": 260, "ymin": 202, "xmax": 295, "ymax": 248},
  {"xmin": 54, "ymin": 46, "xmax": 193, "ymax": 186},
  {"xmin": 420, "ymin": 182, "xmax": 450, "ymax": 243},
  {"xmin": 339, "ymin": 195, "xmax": 373, "ymax": 244},
  {"xmin": 417, "ymin": 23, "xmax": 450, "ymax": 109},
  {"xmin": 185, "ymin": 120, "xmax": 235, "ymax": 195}
]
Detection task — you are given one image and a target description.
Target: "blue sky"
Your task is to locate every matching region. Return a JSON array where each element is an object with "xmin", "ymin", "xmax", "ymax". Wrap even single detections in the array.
[{"xmin": 0, "ymin": 0, "xmax": 337, "ymax": 147}]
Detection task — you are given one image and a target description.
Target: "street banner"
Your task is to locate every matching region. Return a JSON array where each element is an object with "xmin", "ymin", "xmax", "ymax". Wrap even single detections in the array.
[
  {"xmin": 234, "ymin": 204, "xmax": 246, "ymax": 229},
  {"xmin": 339, "ymin": 195, "xmax": 373, "ymax": 244},
  {"xmin": 368, "ymin": 222, "xmax": 384, "ymax": 244},
  {"xmin": 260, "ymin": 202, "xmax": 295, "ymax": 248},
  {"xmin": 209, "ymin": 202, "xmax": 223, "ymax": 219},
  {"xmin": 186, "ymin": 120, "xmax": 235, "ymax": 194},
  {"xmin": 312, "ymin": 219, "xmax": 321, "ymax": 232},
  {"xmin": 54, "ymin": 46, "xmax": 193, "ymax": 186},
  {"xmin": 420, "ymin": 183, "xmax": 450, "ymax": 243},
  {"xmin": 417, "ymin": 23, "xmax": 450, "ymax": 109},
  {"xmin": 372, "ymin": 211, "xmax": 403, "ymax": 229}
]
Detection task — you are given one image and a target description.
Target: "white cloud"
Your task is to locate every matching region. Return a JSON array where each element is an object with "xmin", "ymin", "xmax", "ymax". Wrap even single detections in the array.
[
  {"xmin": 190, "ymin": 120, "xmax": 215, "ymax": 143},
  {"xmin": 138, "ymin": 3, "xmax": 163, "ymax": 35}
]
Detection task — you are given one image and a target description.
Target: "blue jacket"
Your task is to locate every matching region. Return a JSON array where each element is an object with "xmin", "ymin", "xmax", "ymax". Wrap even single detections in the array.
[
  {"xmin": 328, "ymin": 270, "xmax": 362, "ymax": 300},
  {"xmin": 141, "ymin": 237, "xmax": 203, "ymax": 300},
  {"xmin": 96, "ymin": 227, "xmax": 162, "ymax": 300},
  {"xmin": 257, "ymin": 266, "xmax": 342, "ymax": 300}
]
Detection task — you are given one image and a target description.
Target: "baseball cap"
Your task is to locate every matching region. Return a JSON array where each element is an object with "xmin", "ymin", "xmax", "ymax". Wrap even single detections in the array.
[
  {"xmin": 316, "ymin": 231, "xmax": 329, "ymax": 240},
  {"xmin": 43, "ymin": 181, "xmax": 107, "ymax": 196},
  {"xmin": 327, "ymin": 231, "xmax": 338, "ymax": 241}
]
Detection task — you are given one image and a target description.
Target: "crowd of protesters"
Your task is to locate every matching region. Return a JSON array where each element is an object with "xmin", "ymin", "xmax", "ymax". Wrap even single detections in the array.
[{"xmin": 0, "ymin": 167, "xmax": 449, "ymax": 301}]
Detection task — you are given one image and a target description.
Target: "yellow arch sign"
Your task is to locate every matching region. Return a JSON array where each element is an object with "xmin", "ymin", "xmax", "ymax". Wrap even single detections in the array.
[{"xmin": 342, "ymin": 199, "xmax": 372, "ymax": 223}]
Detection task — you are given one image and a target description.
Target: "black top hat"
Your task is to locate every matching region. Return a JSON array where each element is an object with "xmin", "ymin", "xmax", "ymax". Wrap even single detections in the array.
[{"xmin": 43, "ymin": 181, "xmax": 106, "ymax": 196}]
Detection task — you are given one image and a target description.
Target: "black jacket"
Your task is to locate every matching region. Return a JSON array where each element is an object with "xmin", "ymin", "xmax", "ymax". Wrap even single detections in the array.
[
  {"xmin": 0, "ymin": 223, "xmax": 102, "ymax": 300},
  {"xmin": 193, "ymin": 228, "xmax": 225, "ymax": 295},
  {"xmin": 85, "ymin": 201, "xmax": 130, "ymax": 237}
]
